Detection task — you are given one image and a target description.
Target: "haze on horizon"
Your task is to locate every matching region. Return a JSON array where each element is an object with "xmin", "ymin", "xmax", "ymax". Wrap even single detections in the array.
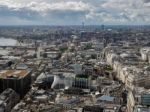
[{"xmin": 0, "ymin": 0, "xmax": 150, "ymax": 25}]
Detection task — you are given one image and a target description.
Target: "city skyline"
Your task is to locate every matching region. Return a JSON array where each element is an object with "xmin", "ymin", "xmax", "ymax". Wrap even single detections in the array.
[{"xmin": 0, "ymin": 0, "xmax": 150, "ymax": 25}]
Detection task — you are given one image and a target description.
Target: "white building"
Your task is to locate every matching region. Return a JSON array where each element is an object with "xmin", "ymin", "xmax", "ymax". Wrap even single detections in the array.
[{"xmin": 140, "ymin": 47, "xmax": 150, "ymax": 61}]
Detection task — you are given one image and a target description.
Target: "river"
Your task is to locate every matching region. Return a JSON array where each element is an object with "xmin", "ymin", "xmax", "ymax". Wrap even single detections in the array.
[{"xmin": 0, "ymin": 38, "xmax": 17, "ymax": 46}]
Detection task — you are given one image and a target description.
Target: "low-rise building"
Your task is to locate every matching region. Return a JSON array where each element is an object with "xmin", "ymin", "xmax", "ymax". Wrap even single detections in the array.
[{"xmin": 0, "ymin": 88, "xmax": 20, "ymax": 112}]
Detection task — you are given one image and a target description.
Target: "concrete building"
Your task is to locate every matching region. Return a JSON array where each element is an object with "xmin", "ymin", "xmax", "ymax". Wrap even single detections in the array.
[
  {"xmin": 0, "ymin": 88, "xmax": 20, "ymax": 112},
  {"xmin": 140, "ymin": 47, "xmax": 150, "ymax": 61},
  {"xmin": 148, "ymin": 53, "xmax": 150, "ymax": 64},
  {"xmin": 72, "ymin": 74, "xmax": 91, "ymax": 89},
  {"xmin": 57, "ymin": 97, "xmax": 81, "ymax": 110},
  {"xmin": 0, "ymin": 70, "xmax": 32, "ymax": 97},
  {"xmin": 127, "ymin": 91, "xmax": 135, "ymax": 112},
  {"xmin": 72, "ymin": 64, "xmax": 82, "ymax": 75},
  {"xmin": 127, "ymin": 87, "xmax": 150, "ymax": 112},
  {"xmin": 35, "ymin": 72, "xmax": 54, "ymax": 89}
]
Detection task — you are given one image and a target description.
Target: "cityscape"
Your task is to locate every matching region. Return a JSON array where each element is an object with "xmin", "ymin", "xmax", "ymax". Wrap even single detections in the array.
[
  {"xmin": 0, "ymin": 25, "xmax": 149, "ymax": 112},
  {"xmin": 0, "ymin": 0, "xmax": 150, "ymax": 112}
]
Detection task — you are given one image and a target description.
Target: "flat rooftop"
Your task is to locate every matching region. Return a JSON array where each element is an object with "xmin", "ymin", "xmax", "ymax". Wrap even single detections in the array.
[
  {"xmin": 0, "ymin": 70, "xmax": 30, "ymax": 79},
  {"xmin": 76, "ymin": 74, "xmax": 90, "ymax": 78}
]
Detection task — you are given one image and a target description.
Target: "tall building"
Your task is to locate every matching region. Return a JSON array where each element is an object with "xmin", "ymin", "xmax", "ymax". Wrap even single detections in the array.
[{"xmin": 0, "ymin": 70, "xmax": 32, "ymax": 97}]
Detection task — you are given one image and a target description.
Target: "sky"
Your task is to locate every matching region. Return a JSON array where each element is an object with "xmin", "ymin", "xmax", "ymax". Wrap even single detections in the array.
[{"xmin": 0, "ymin": 0, "xmax": 150, "ymax": 25}]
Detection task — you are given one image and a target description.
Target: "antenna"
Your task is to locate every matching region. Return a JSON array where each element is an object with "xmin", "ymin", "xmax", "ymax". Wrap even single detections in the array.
[{"xmin": 82, "ymin": 22, "xmax": 85, "ymax": 29}]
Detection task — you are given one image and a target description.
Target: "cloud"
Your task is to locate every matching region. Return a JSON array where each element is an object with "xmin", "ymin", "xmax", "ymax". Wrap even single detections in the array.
[
  {"xmin": 0, "ymin": 0, "xmax": 150, "ymax": 25},
  {"xmin": 0, "ymin": 1, "xmax": 92, "ymax": 25},
  {"xmin": 99, "ymin": 0, "xmax": 150, "ymax": 24},
  {"xmin": 143, "ymin": 0, "xmax": 150, "ymax": 3}
]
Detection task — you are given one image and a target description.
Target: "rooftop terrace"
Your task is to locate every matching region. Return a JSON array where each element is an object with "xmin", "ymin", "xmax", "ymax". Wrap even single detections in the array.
[{"xmin": 0, "ymin": 70, "xmax": 30, "ymax": 79}]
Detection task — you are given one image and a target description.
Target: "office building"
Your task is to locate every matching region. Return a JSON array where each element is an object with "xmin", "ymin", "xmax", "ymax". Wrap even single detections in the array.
[{"xmin": 0, "ymin": 70, "xmax": 31, "ymax": 97}]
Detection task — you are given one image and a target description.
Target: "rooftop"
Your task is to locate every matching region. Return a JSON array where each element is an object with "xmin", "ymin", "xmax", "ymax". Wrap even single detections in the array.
[
  {"xmin": 76, "ymin": 74, "xmax": 90, "ymax": 79},
  {"xmin": 0, "ymin": 70, "xmax": 30, "ymax": 79},
  {"xmin": 97, "ymin": 95, "xmax": 115, "ymax": 102}
]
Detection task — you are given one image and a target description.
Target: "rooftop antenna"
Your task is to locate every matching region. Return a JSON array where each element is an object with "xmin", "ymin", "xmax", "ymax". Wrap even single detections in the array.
[{"xmin": 82, "ymin": 22, "xmax": 85, "ymax": 30}]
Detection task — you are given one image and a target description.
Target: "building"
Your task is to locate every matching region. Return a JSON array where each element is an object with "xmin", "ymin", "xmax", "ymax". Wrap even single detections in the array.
[
  {"xmin": 0, "ymin": 88, "xmax": 20, "ymax": 112},
  {"xmin": 82, "ymin": 106, "xmax": 104, "ymax": 112},
  {"xmin": 127, "ymin": 87, "xmax": 150, "ymax": 112},
  {"xmin": 72, "ymin": 64, "xmax": 83, "ymax": 75},
  {"xmin": 35, "ymin": 72, "xmax": 54, "ymax": 89},
  {"xmin": 72, "ymin": 74, "xmax": 91, "ymax": 89},
  {"xmin": 16, "ymin": 63, "xmax": 28, "ymax": 70},
  {"xmin": 0, "ymin": 70, "xmax": 32, "ymax": 97},
  {"xmin": 97, "ymin": 95, "xmax": 115, "ymax": 104},
  {"xmin": 64, "ymin": 88, "xmax": 86, "ymax": 95},
  {"xmin": 57, "ymin": 97, "xmax": 81, "ymax": 110},
  {"xmin": 140, "ymin": 47, "xmax": 150, "ymax": 61},
  {"xmin": 127, "ymin": 91, "xmax": 135, "ymax": 112}
]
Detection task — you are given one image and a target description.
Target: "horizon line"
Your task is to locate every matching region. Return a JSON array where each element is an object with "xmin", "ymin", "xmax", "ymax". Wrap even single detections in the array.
[{"xmin": 0, "ymin": 24, "xmax": 150, "ymax": 27}]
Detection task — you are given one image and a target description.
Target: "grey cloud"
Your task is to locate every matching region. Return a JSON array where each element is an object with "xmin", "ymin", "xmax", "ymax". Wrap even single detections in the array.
[
  {"xmin": 0, "ymin": 1, "xmax": 91, "ymax": 25},
  {"xmin": 0, "ymin": 6, "xmax": 39, "ymax": 20},
  {"xmin": 143, "ymin": 0, "xmax": 150, "ymax": 3},
  {"xmin": 0, "ymin": 0, "xmax": 150, "ymax": 25}
]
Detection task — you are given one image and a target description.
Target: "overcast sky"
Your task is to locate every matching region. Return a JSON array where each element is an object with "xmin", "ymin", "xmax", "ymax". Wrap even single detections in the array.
[{"xmin": 0, "ymin": 0, "xmax": 150, "ymax": 25}]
